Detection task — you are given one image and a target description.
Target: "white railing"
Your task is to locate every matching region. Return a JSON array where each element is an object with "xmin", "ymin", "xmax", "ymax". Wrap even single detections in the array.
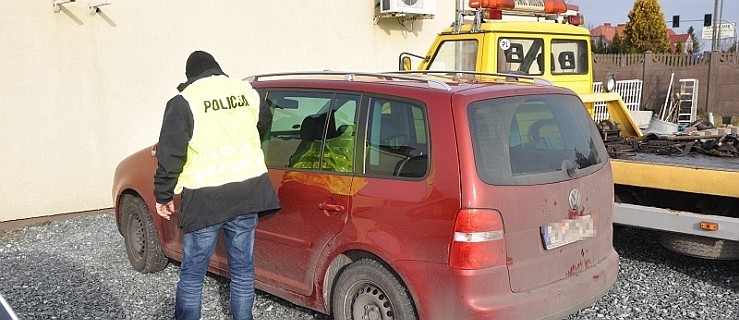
[{"xmin": 592, "ymin": 79, "xmax": 643, "ymax": 121}]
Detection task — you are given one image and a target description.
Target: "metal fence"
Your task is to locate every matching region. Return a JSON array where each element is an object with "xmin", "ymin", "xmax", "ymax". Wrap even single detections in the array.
[
  {"xmin": 593, "ymin": 52, "xmax": 739, "ymax": 117},
  {"xmin": 592, "ymin": 79, "xmax": 643, "ymax": 121}
]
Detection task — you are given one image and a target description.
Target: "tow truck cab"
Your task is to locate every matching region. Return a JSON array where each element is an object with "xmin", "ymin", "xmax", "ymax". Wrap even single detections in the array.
[{"xmin": 403, "ymin": 0, "xmax": 592, "ymax": 95}]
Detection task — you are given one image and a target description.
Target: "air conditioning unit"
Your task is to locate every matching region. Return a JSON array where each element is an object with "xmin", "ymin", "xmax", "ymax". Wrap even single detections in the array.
[{"xmin": 380, "ymin": 0, "xmax": 435, "ymax": 16}]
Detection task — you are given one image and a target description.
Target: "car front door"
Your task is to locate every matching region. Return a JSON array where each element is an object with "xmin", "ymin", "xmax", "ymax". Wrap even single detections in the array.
[{"xmin": 255, "ymin": 90, "xmax": 359, "ymax": 296}]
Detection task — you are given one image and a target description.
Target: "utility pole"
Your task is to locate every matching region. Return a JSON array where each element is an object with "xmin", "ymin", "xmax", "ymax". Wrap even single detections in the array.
[{"xmin": 711, "ymin": 0, "xmax": 721, "ymax": 51}]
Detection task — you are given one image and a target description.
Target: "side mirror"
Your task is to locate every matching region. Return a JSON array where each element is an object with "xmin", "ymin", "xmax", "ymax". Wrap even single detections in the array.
[
  {"xmin": 397, "ymin": 52, "xmax": 425, "ymax": 71},
  {"xmin": 402, "ymin": 56, "xmax": 412, "ymax": 71}
]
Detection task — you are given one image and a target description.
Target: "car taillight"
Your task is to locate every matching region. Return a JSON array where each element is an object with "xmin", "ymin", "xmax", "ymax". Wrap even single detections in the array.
[{"xmin": 449, "ymin": 209, "xmax": 506, "ymax": 270}]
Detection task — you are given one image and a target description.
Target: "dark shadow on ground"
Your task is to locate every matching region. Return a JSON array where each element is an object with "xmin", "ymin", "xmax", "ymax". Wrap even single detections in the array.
[{"xmin": 0, "ymin": 250, "xmax": 126, "ymax": 319}]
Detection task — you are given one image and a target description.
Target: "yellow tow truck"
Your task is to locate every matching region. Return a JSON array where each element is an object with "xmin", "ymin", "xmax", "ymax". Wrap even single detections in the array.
[{"xmin": 400, "ymin": 0, "xmax": 739, "ymax": 259}]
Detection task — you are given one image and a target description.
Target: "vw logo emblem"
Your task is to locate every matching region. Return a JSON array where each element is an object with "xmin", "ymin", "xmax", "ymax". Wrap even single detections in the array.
[{"xmin": 569, "ymin": 189, "xmax": 581, "ymax": 211}]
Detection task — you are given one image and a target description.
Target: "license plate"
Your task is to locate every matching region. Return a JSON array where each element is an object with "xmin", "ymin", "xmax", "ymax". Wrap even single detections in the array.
[{"xmin": 540, "ymin": 215, "xmax": 596, "ymax": 250}]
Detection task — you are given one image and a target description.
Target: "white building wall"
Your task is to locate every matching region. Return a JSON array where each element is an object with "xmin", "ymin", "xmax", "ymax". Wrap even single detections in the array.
[{"xmin": 0, "ymin": 1, "xmax": 454, "ymax": 222}]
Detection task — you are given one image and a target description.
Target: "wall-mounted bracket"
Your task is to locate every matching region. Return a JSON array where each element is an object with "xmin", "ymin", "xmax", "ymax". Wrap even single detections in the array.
[
  {"xmin": 53, "ymin": 0, "xmax": 75, "ymax": 13},
  {"xmin": 89, "ymin": 0, "xmax": 111, "ymax": 15}
]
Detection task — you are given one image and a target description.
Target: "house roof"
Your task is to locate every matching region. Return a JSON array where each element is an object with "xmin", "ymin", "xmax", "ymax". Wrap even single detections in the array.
[
  {"xmin": 669, "ymin": 33, "xmax": 689, "ymax": 42},
  {"xmin": 590, "ymin": 23, "xmax": 690, "ymax": 51},
  {"xmin": 590, "ymin": 23, "xmax": 626, "ymax": 43}
]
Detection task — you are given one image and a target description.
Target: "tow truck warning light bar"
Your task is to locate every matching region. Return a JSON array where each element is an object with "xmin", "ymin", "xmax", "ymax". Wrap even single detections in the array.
[
  {"xmin": 469, "ymin": 0, "xmax": 565, "ymax": 13},
  {"xmin": 468, "ymin": 0, "xmax": 583, "ymax": 26}
]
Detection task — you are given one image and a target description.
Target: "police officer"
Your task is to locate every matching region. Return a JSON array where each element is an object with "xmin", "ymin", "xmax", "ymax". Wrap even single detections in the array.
[{"xmin": 154, "ymin": 51, "xmax": 280, "ymax": 320}]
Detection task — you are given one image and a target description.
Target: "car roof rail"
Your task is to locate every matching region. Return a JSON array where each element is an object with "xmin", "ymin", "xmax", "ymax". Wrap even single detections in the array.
[
  {"xmin": 387, "ymin": 70, "xmax": 554, "ymax": 86},
  {"xmin": 243, "ymin": 71, "xmax": 453, "ymax": 91}
]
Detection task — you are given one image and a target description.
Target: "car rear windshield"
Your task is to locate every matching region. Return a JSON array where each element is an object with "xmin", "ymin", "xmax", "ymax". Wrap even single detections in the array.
[{"xmin": 468, "ymin": 94, "xmax": 607, "ymax": 186}]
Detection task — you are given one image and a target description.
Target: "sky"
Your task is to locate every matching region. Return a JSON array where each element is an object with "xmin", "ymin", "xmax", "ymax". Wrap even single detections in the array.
[{"xmin": 575, "ymin": 0, "xmax": 738, "ymax": 36}]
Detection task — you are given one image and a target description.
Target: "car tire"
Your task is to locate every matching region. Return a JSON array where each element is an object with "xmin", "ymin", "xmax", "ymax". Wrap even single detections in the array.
[
  {"xmin": 120, "ymin": 194, "xmax": 169, "ymax": 273},
  {"xmin": 332, "ymin": 259, "xmax": 417, "ymax": 320},
  {"xmin": 658, "ymin": 232, "xmax": 739, "ymax": 260}
]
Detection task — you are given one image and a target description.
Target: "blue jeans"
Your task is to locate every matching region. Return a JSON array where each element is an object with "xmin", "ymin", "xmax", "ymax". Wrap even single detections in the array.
[{"xmin": 175, "ymin": 214, "xmax": 258, "ymax": 320}]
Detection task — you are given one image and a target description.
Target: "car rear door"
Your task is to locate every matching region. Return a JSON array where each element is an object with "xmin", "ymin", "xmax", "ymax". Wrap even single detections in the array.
[{"xmin": 255, "ymin": 90, "xmax": 359, "ymax": 296}]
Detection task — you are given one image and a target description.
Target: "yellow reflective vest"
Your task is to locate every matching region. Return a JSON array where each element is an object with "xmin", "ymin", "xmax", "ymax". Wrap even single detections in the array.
[{"xmin": 175, "ymin": 75, "xmax": 267, "ymax": 193}]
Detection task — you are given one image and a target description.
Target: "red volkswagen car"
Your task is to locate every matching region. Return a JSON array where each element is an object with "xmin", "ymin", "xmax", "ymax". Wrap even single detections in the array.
[{"xmin": 112, "ymin": 71, "xmax": 618, "ymax": 320}]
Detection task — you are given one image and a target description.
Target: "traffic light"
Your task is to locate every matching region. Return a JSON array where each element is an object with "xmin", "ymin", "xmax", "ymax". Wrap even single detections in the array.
[
  {"xmin": 704, "ymin": 14, "xmax": 712, "ymax": 27},
  {"xmin": 672, "ymin": 15, "xmax": 679, "ymax": 28}
]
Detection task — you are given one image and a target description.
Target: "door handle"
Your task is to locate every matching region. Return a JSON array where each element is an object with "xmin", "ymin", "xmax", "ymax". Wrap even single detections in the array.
[{"xmin": 318, "ymin": 202, "xmax": 345, "ymax": 216}]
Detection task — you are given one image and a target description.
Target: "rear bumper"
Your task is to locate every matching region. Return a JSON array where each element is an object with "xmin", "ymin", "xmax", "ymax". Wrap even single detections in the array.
[{"xmin": 394, "ymin": 248, "xmax": 619, "ymax": 320}]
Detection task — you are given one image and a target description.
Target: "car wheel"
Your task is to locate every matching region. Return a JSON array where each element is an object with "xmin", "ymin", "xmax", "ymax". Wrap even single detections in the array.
[
  {"xmin": 120, "ymin": 194, "xmax": 169, "ymax": 273},
  {"xmin": 332, "ymin": 259, "xmax": 417, "ymax": 320}
]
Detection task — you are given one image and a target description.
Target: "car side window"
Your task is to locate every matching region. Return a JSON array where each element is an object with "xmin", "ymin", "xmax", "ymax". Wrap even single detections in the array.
[
  {"xmin": 364, "ymin": 98, "xmax": 428, "ymax": 178},
  {"xmin": 260, "ymin": 91, "xmax": 358, "ymax": 173},
  {"xmin": 310, "ymin": 94, "xmax": 358, "ymax": 173}
]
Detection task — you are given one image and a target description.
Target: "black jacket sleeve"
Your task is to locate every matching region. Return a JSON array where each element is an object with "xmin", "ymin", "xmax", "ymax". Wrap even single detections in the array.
[
  {"xmin": 153, "ymin": 95, "xmax": 193, "ymax": 203},
  {"xmin": 257, "ymin": 91, "xmax": 273, "ymax": 141}
]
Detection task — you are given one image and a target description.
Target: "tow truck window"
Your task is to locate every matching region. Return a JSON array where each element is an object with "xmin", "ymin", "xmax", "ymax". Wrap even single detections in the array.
[
  {"xmin": 550, "ymin": 39, "xmax": 588, "ymax": 74},
  {"xmin": 496, "ymin": 38, "xmax": 544, "ymax": 76},
  {"xmin": 468, "ymin": 94, "xmax": 607, "ymax": 186},
  {"xmin": 427, "ymin": 40, "xmax": 478, "ymax": 71}
]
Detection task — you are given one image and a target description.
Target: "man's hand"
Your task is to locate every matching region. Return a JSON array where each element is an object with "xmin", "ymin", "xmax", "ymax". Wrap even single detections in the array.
[{"xmin": 156, "ymin": 200, "xmax": 175, "ymax": 220}]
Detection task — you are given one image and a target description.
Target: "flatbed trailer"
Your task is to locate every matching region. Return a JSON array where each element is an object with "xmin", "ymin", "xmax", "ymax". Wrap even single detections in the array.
[
  {"xmin": 610, "ymin": 141, "xmax": 739, "ymax": 259},
  {"xmin": 582, "ymin": 93, "xmax": 739, "ymax": 259}
]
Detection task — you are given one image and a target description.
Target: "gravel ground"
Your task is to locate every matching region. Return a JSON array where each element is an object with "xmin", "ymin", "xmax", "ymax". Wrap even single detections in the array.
[{"xmin": 0, "ymin": 210, "xmax": 737, "ymax": 320}]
